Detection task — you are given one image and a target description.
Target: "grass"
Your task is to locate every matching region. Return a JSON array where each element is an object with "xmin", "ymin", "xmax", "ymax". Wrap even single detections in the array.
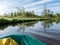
[
  {"xmin": 0, "ymin": 18, "xmax": 41, "ymax": 25},
  {"xmin": 0, "ymin": 16, "xmax": 55, "ymax": 25}
]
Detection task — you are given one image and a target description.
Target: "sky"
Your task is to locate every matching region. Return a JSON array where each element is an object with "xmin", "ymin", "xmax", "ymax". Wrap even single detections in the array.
[{"xmin": 0, "ymin": 0, "xmax": 60, "ymax": 15}]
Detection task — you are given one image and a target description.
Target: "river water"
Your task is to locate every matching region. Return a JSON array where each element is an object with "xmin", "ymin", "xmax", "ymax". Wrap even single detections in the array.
[{"xmin": 0, "ymin": 20, "xmax": 60, "ymax": 40}]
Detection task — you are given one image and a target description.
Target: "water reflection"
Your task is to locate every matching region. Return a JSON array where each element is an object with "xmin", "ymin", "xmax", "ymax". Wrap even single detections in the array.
[
  {"xmin": 0, "ymin": 21, "xmax": 38, "ymax": 36},
  {"xmin": 0, "ymin": 21, "xmax": 37, "ymax": 30},
  {"xmin": 42, "ymin": 20, "xmax": 53, "ymax": 32},
  {"xmin": 55, "ymin": 19, "xmax": 60, "ymax": 24},
  {"xmin": 0, "ymin": 24, "xmax": 16, "ymax": 30},
  {"xmin": 0, "ymin": 19, "xmax": 60, "ymax": 36},
  {"xmin": 17, "ymin": 21, "xmax": 38, "ymax": 34}
]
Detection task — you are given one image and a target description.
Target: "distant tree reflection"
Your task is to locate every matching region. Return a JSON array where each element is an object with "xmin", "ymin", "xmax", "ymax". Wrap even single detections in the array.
[{"xmin": 42, "ymin": 20, "xmax": 53, "ymax": 32}]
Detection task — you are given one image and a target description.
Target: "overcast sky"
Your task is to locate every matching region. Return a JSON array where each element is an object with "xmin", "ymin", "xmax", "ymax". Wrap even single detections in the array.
[{"xmin": 0, "ymin": 0, "xmax": 60, "ymax": 15}]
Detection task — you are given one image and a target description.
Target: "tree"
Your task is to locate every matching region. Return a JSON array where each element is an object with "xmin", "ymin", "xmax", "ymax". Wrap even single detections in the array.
[
  {"xmin": 42, "ymin": 9, "xmax": 54, "ymax": 18},
  {"xmin": 16, "ymin": 7, "xmax": 25, "ymax": 17}
]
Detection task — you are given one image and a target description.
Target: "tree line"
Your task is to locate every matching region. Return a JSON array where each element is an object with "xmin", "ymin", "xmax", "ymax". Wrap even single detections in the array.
[
  {"xmin": 3, "ymin": 8, "xmax": 40, "ymax": 18},
  {"xmin": 41, "ymin": 8, "xmax": 60, "ymax": 20},
  {"xmin": 0, "ymin": 7, "xmax": 60, "ymax": 19}
]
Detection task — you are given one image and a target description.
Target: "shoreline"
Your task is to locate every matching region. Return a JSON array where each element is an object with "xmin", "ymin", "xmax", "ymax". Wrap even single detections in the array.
[
  {"xmin": 0, "ymin": 18, "xmax": 52, "ymax": 25},
  {"xmin": 0, "ymin": 18, "xmax": 40, "ymax": 25}
]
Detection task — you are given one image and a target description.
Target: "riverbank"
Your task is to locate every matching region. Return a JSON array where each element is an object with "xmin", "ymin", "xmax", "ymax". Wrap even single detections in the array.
[
  {"xmin": 0, "ymin": 18, "xmax": 53, "ymax": 25},
  {"xmin": 0, "ymin": 18, "xmax": 39, "ymax": 25}
]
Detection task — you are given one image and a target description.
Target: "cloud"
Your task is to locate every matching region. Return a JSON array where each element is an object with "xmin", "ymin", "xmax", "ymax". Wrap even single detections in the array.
[
  {"xmin": 25, "ymin": 1, "xmax": 60, "ymax": 11},
  {"xmin": 22, "ymin": 0, "xmax": 53, "ymax": 8},
  {"xmin": 0, "ymin": 0, "xmax": 35, "ymax": 15},
  {"xmin": 25, "ymin": 2, "xmax": 60, "ymax": 15},
  {"xmin": 0, "ymin": 0, "xmax": 60, "ymax": 15},
  {"xmin": 48, "ymin": 3, "xmax": 60, "ymax": 7},
  {"xmin": 0, "ymin": 0, "xmax": 19, "ymax": 15}
]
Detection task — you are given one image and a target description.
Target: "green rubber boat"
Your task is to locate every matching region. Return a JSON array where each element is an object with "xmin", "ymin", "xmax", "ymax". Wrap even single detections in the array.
[{"xmin": 0, "ymin": 34, "xmax": 46, "ymax": 45}]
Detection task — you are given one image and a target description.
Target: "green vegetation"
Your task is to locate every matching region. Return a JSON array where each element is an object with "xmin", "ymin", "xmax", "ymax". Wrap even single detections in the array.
[
  {"xmin": 2, "ymin": 8, "xmax": 40, "ymax": 18},
  {"xmin": 0, "ymin": 8, "xmax": 41, "ymax": 25},
  {"xmin": 40, "ymin": 7, "xmax": 60, "ymax": 21},
  {"xmin": 0, "ymin": 7, "xmax": 60, "ymax": 25}
]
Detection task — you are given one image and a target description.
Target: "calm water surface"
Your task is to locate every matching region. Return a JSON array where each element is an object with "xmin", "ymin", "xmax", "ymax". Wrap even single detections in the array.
[{"xmin": 0, "ymin": 20, "xmax": 60, "ymax": 39}]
